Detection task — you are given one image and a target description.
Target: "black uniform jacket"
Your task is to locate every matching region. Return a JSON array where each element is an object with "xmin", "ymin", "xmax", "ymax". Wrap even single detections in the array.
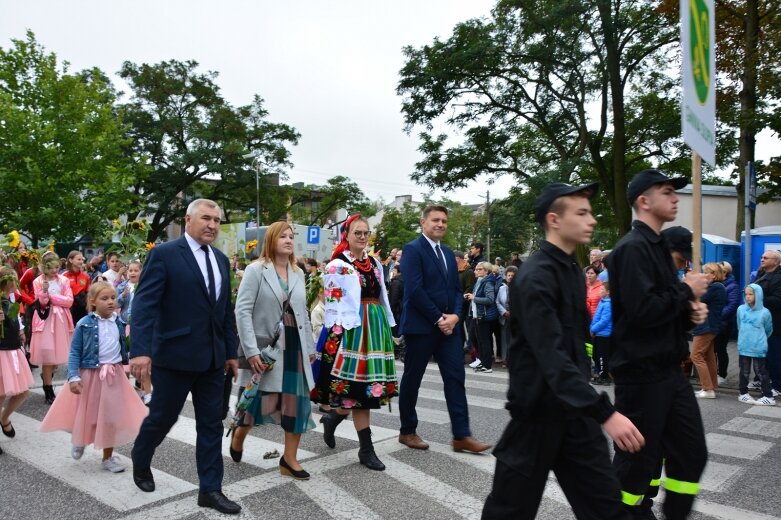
[
  {"xmin": 755, "ymin": 268, "xmax": 781, "ymax": 337},
  {"xmin": 610, "ymin": 220, "xmax": 695, "ymax": 383},
  {"xmin": 506, "ymin": 241, "xmax": 614, "ymax": 423}
]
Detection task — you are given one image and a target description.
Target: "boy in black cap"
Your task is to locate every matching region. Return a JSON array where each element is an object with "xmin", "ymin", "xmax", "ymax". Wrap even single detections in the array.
[
  {"xmin": 609, "ymin": 170, "xmax": 709, "ymax": 519},
  {"xmin": 483, "ymin": 182, "xmax": 644, "ymax": 520}
]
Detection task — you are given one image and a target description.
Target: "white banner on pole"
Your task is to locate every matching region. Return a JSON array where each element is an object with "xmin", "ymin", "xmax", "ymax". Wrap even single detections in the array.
[{"xmin": 681, "ymin": 0, "xmax": 716, "ymax": 166}]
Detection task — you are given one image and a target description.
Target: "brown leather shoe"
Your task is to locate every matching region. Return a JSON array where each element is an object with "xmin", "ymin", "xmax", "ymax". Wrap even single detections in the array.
[
  {"xmin": 398, "ymin": 433, "xmax": 429, "ymax": 450},
  {"xmin": 452, "ymin": 436, "xmax": 492, "ymax": 453}
]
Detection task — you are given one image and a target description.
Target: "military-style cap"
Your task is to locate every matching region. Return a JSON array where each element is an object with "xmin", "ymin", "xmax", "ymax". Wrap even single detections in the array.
[
  {"xmin": 534, "ymin": 182, "xmax": 600, "ymax": 225},
  {"xmin": 627, "ymin": 169, "xmax": 687, "ymax": 205},
  {"xmin": 661, "ymin": 226, "xmax": 692, "ymax": 261}
]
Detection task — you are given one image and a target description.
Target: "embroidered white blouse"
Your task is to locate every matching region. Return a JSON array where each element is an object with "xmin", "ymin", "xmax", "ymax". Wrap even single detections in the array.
[{"xmin": 323, "ymin": 251, "xmax": 396, "ymax": 330}]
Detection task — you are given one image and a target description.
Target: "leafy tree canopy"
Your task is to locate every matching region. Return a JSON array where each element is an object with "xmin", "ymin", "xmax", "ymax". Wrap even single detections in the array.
[{"xmin": 0, "ymin": 31, "xmax": 133, "ymax": 246}]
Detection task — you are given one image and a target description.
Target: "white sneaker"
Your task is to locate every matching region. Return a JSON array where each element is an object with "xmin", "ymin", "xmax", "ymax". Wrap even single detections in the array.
[
  {"xmin": 695, "ymin": 389, "xmax": 716, "ymax": 399},
  {"xmin": 748, "ymin": 381, "xmax": 762, "ymax": 390},
  {"xmin": 101, "ymin": 455, "xmax": 126, "ymax": 473},
  {"xmin": 738, "ymin": 393, "xmax": 755, "ymax": 404},
  {"xmin": 142, "ymin": 393, "xmax": 152, "ymax": 406},
  {"xmin": 754, "ymin": 396, "xmax": 777, "ymax": 406},
  {"xmin": 71, "ymin": 445, "xmax": 84, "ymax": 460},
  {"xmin": 717, "ymin": 376, "xmax": 726, "ymax": 385},
  {"xmin": 772, "ymin": 389, "xmax": 781, "ymax": 398},
  {"xmin": 469, "ymin": 359, "xmax": 481, "ymax": 369}
]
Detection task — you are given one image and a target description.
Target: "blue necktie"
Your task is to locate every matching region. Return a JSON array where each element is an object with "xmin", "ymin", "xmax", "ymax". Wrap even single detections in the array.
[
  {"xmin": 435, "ymin": 244, "xmax": 447, "ymax": 273},
  {"xmin": 201, "ymin": 245, "xmax": 217, "ymax": 303}
]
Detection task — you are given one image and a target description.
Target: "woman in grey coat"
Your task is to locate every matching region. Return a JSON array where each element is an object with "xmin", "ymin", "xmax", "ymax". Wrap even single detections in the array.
[{"xmin": 232, "ymin": 221, "xmax": 316, "ymax": 480}]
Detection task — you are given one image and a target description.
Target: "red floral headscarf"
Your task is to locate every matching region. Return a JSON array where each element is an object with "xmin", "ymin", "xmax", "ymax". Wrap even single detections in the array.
[{"xmin": 330, "ymin": 214, "xmax": 363, "ymax": 261}]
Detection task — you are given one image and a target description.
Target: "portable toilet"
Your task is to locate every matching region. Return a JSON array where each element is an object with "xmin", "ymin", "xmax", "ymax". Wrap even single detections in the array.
[
  {"xmin": 702, "ymin": 234, "xmax": 741, "ymax": 278},
  {"xmin": 740, "ymin": 225, "xmax": 781, "ymax": 287}
]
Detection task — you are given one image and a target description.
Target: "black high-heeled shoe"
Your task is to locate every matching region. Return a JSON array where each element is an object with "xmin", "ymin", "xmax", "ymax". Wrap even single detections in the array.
[
  {"xmin": 279, "ymin": 455, "xmax": 310, "ymax": 480},
  {"xmin": 229, "ymin": 429, "xmax": 242, "ymax": 463}
]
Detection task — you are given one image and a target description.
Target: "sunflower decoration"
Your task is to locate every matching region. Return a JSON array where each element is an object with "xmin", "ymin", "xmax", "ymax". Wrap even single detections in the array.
[
  {"xmin": 245, "ymin": 239, "xmax": 258, "ymax": 257},
  {"xmin": 106, "ymin": 218, "xmax": 153, "ymax": 264},
  {"xmin": 306, "ymin": 272, "xmax": 324, "ymax": 310}
]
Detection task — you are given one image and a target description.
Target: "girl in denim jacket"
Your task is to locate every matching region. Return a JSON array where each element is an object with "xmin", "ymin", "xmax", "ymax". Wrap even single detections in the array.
[{"xmin": 40, "ymin": 282, "xmax": 148, "ymax": 472}]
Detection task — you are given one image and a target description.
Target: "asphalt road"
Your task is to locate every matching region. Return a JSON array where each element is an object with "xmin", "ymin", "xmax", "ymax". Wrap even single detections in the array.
[{"xmin": 1, "ymin": 348, "xmax": 780, "ymax": 520}]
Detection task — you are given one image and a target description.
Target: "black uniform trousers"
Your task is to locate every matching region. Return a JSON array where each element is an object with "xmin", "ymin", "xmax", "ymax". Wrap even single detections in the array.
[
  {"xmin": 612, "ymin": 369, "xmax": 707, "ymax": 520},
  {"xmin": 482, "ymin": 416, "xmax": 629, "ymax": 520}
]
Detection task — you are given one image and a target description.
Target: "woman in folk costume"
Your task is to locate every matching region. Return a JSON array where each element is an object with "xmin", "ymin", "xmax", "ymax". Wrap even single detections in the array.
[{"xmin": 310, "ymin": 214, "xmax": 397, "ymax": 471}]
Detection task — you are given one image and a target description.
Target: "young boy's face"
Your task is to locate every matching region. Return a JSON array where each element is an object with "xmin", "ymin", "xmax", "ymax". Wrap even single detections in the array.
[
  {"xmin": 599, "ymin": 285, "xmax": 609, "ymax": 299},
  {"xmin": 745, "ymin": 287, "xmax": 755, "ymax": 306},
  {"xmin": 108, "ymin": 255, "xmax": 121, "ymax": 272}
]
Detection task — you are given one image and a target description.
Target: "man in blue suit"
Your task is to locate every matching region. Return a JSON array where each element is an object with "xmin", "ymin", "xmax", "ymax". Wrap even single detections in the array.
[
  {"xmin": 398, "ymin": 205, "xmax": 492, "ymax": 453},
  {"xmin": 130, "ymin": 199, "xmax": 240, "ymax": 515}
]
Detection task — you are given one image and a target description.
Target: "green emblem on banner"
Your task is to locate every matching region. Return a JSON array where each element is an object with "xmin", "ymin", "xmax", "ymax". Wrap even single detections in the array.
[{"xmin": 690, "ymin": 0, "xmax": 710, "ymax": 105}]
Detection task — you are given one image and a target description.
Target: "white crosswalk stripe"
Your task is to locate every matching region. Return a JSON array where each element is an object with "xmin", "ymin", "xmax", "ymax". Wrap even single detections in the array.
[{"xmin": 6, "ymin": 363, "xmax": 781, "ymax": 520}]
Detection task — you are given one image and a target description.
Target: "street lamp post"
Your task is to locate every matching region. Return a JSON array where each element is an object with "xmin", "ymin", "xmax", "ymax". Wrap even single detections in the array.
[{"xmin": 243, "ymin": 152, "xmax": 262, "ymax": 226}]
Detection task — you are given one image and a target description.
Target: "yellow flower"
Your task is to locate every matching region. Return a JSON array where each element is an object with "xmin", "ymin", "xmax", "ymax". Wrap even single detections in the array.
[
  {"xmin": 7, "ymin": 230, "xmax": 20, "ymax": 248},
  {"xmin": 245, "ymin": 239, "xmax": 258, "ymax": 255},
  {"xmin": 112, "ymin": 219, "xmax": 121, "ymax": 228},
  {"xmin": 145, "ymin": 242, "xmax": 155, "ymax": 250},
  {"xmin": 48, "ymin": 240, "xmax": 56, "ymax": 252},
  {"xmin": 131, "ymin": 220, "xmax": 146, "ymax": 231}
]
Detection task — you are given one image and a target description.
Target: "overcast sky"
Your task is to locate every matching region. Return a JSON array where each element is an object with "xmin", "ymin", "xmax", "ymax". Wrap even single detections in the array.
[{"xmin": 2, "ymin": 1, "xmax": 777, "ymax": 207}]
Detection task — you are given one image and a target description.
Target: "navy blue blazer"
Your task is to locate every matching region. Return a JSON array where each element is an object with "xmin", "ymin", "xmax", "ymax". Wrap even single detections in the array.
[
  {"xmin": 399, "ymin": 235, "xmax": 463, "ymax": 335},
  {"xmin": 129, "ymin": 236, "xmax": 238, "ymax": 372}
]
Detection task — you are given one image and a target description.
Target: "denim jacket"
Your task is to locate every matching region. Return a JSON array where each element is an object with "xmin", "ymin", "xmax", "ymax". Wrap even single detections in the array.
[{"xmin": 67, "ymin": 312, "xmax": 129, "ymax": 381}]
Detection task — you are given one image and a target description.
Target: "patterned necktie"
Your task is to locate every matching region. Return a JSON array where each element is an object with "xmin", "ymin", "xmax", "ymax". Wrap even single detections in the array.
[{"xmin": 201, "ymin": 245, "xmax": 217, "ymax": 303}]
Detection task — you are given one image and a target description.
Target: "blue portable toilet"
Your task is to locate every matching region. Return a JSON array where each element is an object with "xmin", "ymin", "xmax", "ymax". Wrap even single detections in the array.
[
  {"xmin": 740, "ymin": 225, "xmax": 781, "ymax": 287},
  {"xmin": 702, "ymin": 234, "xmax": 741, "ymax": 279}
]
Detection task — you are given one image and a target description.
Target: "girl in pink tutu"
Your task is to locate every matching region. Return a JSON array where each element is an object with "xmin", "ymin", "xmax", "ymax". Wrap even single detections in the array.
[
  {"xmin": 30, "ymin": 251, "xmax": 74, "ymax": 404},
  {"xmin": 40, "ymin": 282, "xmax": 148, "ymax": 472},
  {"xmin": 1, "ymin": 267, "xmax": 34, "ymax": 451}
]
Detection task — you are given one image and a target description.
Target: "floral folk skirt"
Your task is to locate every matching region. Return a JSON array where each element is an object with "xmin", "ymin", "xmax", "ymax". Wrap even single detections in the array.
[{"xmin": 310, "ymin": 301, "xmax": 397, "ymax": 409}]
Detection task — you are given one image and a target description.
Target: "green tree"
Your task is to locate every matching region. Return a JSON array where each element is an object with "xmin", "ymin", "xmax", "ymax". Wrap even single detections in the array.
[
  {"xmin": 288, "ymin": 176, "xmax": 376, "ymax": 226},
  {"xmin": 373, "ymin": 202, "xmax": 422, "ymax": 254},
  {"xmin": 0, "ymin": 31, "xmax": 133, "ymax": 245},
  {"xmin": 716, "ymin": 0, "xmax": 780, "ymax": 238},
  {"xmin": 398, "ymin": 0, "xmax": 686, "ymax": 236},
  {"xmin": 119, "ymin": 60, "xmax": 300, "ymax": 241}
]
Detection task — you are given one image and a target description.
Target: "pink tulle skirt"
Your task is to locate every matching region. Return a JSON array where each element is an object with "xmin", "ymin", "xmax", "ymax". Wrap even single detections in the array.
[
  {"xmin": 39, "ymin": 363, "xmax": 148, "ymax": 449},
  {"xmin": 0, "ymin": 349, "xmax": 34, "ymax": 396},
  {"xmin": 30, "ymin": 310, "xmax": 72, "ymax": 365}
]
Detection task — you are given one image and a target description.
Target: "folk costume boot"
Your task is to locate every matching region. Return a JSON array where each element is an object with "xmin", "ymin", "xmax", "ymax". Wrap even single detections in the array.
[
  {"xmin": 357, "ymin": 427, "xmax": 385, "ymax": 471},
  {"xmin": 321, "ymin": 410, "xmax": 346, "ymax": 449}
]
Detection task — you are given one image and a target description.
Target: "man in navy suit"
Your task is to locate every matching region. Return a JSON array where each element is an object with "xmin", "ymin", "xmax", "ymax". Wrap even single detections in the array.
[
  {"xmin": 398, "ymin": 205, "xmax": 492, "ymax": 453},
  {"xmin": 130, "ymin": 199, "xmax": 241, "ymax": 515}
]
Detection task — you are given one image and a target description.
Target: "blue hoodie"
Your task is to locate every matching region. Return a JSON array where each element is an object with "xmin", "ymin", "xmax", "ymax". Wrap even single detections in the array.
[
  {"xmin": 736, "ymin": 284, "xmax": 773, "ymax": 358},
  {"xmin": 590, "ymin": 296, "xmax": 612, "ymax": 337}
]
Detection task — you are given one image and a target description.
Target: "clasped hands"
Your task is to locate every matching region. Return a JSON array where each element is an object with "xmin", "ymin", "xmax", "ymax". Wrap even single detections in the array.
[{"xmin": 438, "ymin": 313, "xmax": 459, "ymax": 336}]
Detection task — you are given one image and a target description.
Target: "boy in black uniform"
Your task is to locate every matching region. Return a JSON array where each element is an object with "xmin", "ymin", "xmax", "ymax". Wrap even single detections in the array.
[
  {"xmin": 610, "ymin": 170, "xmax": 709, "ymax": 520},
  {"xmin": 483, "ymin": 182, "xmax": 644, "ymax": 520}
]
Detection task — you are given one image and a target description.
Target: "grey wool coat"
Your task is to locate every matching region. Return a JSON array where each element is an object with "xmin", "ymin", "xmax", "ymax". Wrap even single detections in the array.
[{"xmin": 235, "ymin": 261, "xmax": 316, "ymax": 393}]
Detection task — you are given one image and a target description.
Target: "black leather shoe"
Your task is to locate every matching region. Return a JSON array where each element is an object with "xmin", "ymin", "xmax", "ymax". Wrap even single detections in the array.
[
  {"xmin": 132, "ymin": 465, "xmax": 155, "ymax": 493},
  {"xmin": 197, "ymin": 490, "xmax": 241, "ymax": 514},
  {"xmin": 1, "ymin": 421, "xmax": 15, "ymax": 438}
]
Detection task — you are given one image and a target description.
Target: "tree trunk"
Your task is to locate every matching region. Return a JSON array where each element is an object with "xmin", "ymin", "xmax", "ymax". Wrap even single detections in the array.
[
  {"xmin": 598, "ymin": 0, "xmax": 631, "ymax": 236},
  {"xmin": 735, "ymin": 0, "xmax": 759, "ymax": 240}
]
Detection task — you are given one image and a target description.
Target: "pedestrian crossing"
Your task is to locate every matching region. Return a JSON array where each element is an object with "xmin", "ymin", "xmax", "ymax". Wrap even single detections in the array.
[{"xmin": 2, "ymin": 365, "xmax": 780, "ymax": 519}]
